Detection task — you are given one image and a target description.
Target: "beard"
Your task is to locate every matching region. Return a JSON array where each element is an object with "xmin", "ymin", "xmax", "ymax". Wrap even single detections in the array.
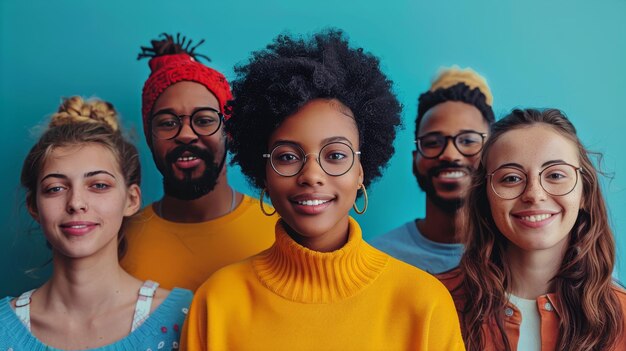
[
  {"xmin": 155, "ymin": 144, "xmax": 224, "ymax": 201},
  {"xmin": 416, "ymin": 160, "xmax": 473, "ymax": 214}
]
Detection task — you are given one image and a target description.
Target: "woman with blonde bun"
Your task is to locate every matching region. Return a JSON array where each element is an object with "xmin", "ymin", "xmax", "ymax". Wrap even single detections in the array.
[{"xmin": 0, "ymin": 96, "xmax": 192, "ymax": 350}]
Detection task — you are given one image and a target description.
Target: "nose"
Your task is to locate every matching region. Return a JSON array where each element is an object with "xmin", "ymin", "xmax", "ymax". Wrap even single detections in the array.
[
  {"xmin": 438, "ymin": 138, "xmax": 463, "ymax": 162},
  {"xmin": 297, "ymin": 154, "xmax": 325, "ymax": 186},
  {"xmin": 520, "ymin": 176, "xmax": 547, "ymax": 203},
  {"xmin": 67, "ymin": 188, "xmax": 88, "ymax": 213},
  {"xmin": 175, "ymin": 117, "xmax": 198, "ymax": 144}
]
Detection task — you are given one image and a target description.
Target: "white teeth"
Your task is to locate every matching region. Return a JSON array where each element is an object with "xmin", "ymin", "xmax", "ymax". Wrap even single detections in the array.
[
  {"xmin": 520, "ymin": 214, "xmax": 552, "ymax": 222},
  {"xmin": 439, "ymin": 171, "xmax": 465, "ymax": 179},
  {"xmin": 297, "ymin": 199, "xmax": 329, "ymax": 206},
  {"xmin": 70, "ymin": 225, "xmax": 87, "ymax": 229},
  {"xmin": 178, "ymin": 156, "xmax": 198, "ymax": 162}
]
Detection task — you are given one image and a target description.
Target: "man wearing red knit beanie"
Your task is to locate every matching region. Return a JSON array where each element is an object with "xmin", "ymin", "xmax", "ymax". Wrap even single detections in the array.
[{"xmin": 121, "ymin": 33, "xmax": 275, "ymax": 291}]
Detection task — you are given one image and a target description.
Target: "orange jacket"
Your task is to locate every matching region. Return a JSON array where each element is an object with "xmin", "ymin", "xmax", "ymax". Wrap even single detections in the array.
[{"xmin": 437, "ymin": 268, "xmax": 626, "ymax": 351}]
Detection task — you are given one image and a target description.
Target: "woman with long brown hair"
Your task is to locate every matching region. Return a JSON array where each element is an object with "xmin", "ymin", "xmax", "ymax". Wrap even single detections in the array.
[{"xmin": 438, "ymin": 108, "xmax": 626, "ymax": 351}]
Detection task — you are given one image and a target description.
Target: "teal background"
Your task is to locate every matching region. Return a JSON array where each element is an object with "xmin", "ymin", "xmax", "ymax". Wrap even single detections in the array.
[{"xmin": 1, "ymin": 0, "xmax": 625, "ymax": 296}]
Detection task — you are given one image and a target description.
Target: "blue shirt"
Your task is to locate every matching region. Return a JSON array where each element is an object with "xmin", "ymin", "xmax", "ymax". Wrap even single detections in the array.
[
  {"xmin": 369, "ymin": 220, "xmax": 464, "ymax": 274},
  {"xmin": 0, "ymin": 288, "xmax": 192, "ymax": 351}
]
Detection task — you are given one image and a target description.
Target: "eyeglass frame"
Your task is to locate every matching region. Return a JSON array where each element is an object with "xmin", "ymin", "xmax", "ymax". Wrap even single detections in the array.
[
  {"xmin": 486, "ymin": 162, "xmax": 584, "ymax": 200},
  {"xmin": 415, "ymin": 131, "xmax": 488, "ymax": 159},
  {"xmin": 262, "ymin": 141, "xmax": 362, "ymax": 177},
  {"xmin": 150, "ymin": 107, "xmax": 224, "ymax": 140}
]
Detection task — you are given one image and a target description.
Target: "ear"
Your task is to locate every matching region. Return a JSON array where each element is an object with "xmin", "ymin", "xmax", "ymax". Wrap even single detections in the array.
[
  {"xmin": 357, "ymin": 163, "xmax": 364, "ymax": 188},
  {"xmin": 26, "ymin": 194, "xmax": 39, "ymax": 223},
  {"xmin": 123, "ymin": 184, "xmax": 142, "ymax": 217}
]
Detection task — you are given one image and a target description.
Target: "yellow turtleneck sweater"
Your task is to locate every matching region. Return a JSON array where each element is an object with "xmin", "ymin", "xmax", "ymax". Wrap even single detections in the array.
[{"xmin": 181, "ymin": 217, "xmax": 464, "ymax": 351}]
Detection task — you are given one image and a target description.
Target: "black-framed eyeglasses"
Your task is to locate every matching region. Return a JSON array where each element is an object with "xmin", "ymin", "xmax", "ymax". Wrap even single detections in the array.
[
  {"xmin": 263, "ymin": 142, "xmax": 361, "ymax": 177},
  {"xmin": 151, "ymin": 107, "xmax": 224, "ymax": 140},
  {"xmin": 415, "ymin": 131, "xmax": 487, "ymax": 159},
  {"xmin": 487, "ymin": 163, "xmax": 583, "ymax": 200}
]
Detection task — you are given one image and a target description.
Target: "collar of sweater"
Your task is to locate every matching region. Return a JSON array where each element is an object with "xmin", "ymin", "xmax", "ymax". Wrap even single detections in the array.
[{"xmin": 252, "ymin": 217, "xmax": 389, "ymax": 303}]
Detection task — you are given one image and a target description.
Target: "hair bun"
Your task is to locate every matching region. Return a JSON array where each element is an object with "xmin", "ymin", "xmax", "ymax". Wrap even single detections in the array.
[{"xmin": 50, "ymin": 96, "xmax": 119, "ymax": 131}]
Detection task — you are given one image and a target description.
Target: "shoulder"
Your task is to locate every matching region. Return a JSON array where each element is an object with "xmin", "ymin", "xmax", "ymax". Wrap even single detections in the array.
[
  {"xmin": 0, "ymin": 296, "xmax": 15, "ymax": 315},
  {"xmin": 368, "ymin": 221, "xmax": 413, "ymax": 246},
  {"xmin": 381, "ymin": 254, "xmax": 454, "ymax": 298},
  {"xmin": 148, "ymin": 288, "xmax": 193, "ymax": 323},
  {"xmin": 229, "ymin": 195, "xmax": 277, "ymax": 224},
  {"xmin": 123, "ymin": 203, "xmax": 159, "ymax": 235},
  {"xmin": 435, "ymin": 267, "xmax": 463, "ymax": 291},
  {"xmin": 0, "ymin": 296, "xmax": 36, "ymax": 348},
  {"xmin": 195, "ymin": 259, "xmax": 257, "ymax": 297}
]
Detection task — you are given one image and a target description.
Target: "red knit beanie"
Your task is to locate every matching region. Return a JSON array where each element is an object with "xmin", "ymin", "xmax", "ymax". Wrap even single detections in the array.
[{"xmin": 140, "ymin": 36, "xmax": 233, "ymax": 143}]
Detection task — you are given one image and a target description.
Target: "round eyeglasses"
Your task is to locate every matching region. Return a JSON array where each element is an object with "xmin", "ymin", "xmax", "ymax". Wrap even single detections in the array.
[
  {"xmin": 263, "ymin": 142, "xmax": 361, "ymax": 177},
  {"xmin": 487, "ymin": 163, "xmax": 583, "ymax": 200},
  {"xmin": 151, "ymin": 107, "xmax": 223, "ymax": 140},
  {"xmin": 416, "ymin": 131, "xmax": 487, "ymax": 159}
]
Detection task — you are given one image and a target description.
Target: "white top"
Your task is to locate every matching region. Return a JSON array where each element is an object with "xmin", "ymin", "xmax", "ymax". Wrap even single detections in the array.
[{"xmin": 508, "ymin": 294, "xmax": 541, "ymax": 351}]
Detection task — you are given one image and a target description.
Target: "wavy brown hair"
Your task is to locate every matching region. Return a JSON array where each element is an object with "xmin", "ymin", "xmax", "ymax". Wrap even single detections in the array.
[{"xmin": 459, "ymin": 108, "xmax": 622, "ymax": 351}]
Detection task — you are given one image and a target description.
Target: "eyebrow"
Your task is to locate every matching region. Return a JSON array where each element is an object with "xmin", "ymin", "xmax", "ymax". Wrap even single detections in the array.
[
  {"xmin": 271, "ymin": 136, "xmax": 354, "ymax": 149},
  {"xmin": 495, "ymin": 160, "xmax": 571, "ymax": 171},
  {"xmin": 152, "ymin": 106, "xmax": 219, "ymax": 116},
  {"xmin": 40, "ymin": 170, "xmax": 116, "ymax": 183}
]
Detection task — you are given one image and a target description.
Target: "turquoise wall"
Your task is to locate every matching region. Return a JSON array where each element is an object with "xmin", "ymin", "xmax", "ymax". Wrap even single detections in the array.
[{"xmin": 1, "ymin": 0, "xmax": 625, "ymax": 296}]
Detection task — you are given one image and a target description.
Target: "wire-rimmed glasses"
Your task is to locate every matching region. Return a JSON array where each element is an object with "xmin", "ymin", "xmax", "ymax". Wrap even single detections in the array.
[
  {"xmin": 487, "ymin": 163, "xmax": 583, "ymax": 200},
  {"xmin": 263, "ymin": 142, "xmax": 361, "ymax": 177}
]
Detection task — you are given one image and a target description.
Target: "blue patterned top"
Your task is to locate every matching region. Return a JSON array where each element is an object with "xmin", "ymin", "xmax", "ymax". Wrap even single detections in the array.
[{"xmin": 0, "ymin": 288, "xmax": 192, "ymax": 351}]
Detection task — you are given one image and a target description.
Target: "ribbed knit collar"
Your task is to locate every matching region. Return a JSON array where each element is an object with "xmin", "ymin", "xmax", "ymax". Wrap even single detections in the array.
[{"xmin": 252, "ymin": 217, "xmax": 389, "ymax": 303}]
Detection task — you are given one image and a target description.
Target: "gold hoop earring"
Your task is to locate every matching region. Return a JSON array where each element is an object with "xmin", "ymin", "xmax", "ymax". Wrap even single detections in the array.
[
  {"xmin": 353, "ymin": 184, "xmax": 368, "ymax": 215},
  {"xmin": 259, "ymin": 188, "xmax": 276, "ymax": 216}
]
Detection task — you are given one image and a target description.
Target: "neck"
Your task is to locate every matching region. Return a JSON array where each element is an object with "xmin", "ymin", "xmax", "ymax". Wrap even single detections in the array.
[
  {"xmin": 418, "ymin": 198, "xmax": 462, "ymax": 244},
  {"xmin": 39, "ymin": 246, "xmax": 138, "ymax": 316},
  {"xmin": 158, "ymin": 172, "xmax": 240, "ymax": 223},
  {"xmin": 507, "ymin": 242, "xmax": 567, "ymax": 299}
]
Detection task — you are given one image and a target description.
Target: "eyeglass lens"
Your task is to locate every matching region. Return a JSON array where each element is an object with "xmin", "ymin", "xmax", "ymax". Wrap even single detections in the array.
[
  {"xmin": 490, "ymin": 164, "xmax": 580, "ymax": 199},
  {"xmin": 418, "ymin": 131, "xmax": 484, "ymax": 158},
  {"xmin": 151, "ymin": 108, "xmax": 222, "ymax": 140},
  {"xmin": 269, "ymin": 142, "xmax": 357, "ymax": 177}
]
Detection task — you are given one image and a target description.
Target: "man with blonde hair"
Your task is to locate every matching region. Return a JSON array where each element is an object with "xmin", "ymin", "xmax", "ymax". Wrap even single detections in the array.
[{"xmin": 370, "ymin": 67, "xmax": 495, "ymax": 274}]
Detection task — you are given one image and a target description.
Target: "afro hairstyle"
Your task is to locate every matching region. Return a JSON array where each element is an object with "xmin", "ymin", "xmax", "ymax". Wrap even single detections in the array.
[
  {"xmin": 226, "ymin": 29, "xmax": 402, "ymax": 190},
  {"xmin": 415, "ymin": 83, "xmax": 495, "ymax": 140}
]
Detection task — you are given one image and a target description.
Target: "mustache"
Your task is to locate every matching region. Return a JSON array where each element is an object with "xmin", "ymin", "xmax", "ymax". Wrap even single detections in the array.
[
  {"xmin": 165, "ymin": 145, "xmax": 213, "ymax": 164},
  {"xmin": 426, "ymin": 161, "xmax": 474, "ymax": 178}
]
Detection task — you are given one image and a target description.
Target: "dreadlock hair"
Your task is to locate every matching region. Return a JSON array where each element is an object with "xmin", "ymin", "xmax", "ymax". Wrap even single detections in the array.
[
  {"xmin": 21, "ymin": 96, "xmax": 141, "ymax": 259},
  {"xmin": 415, "ymin": 83, "xmax": 495, "ymax": 139},
  {"xmin": 226, "ymin": 29, "xmax": 402, "ymax": 191},
  {"xmin": 459, "ymin": 108, "xmax": 623, "ymax": 351},
  {"xmin": 138, "ymin": 32, "xmax": 211, "ymax": 62}
]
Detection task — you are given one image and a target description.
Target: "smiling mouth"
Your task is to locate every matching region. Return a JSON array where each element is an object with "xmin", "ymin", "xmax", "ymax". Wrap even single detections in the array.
[
  {"xmin": 437, "ymin": 170, "xmax": 466, "ymax": 179},
  {"xmin": 177, "ymin": 155, "xmax": 198, "ymax": 162},
  {"xmin": 64, "ymin": 224, "xmax": 89, "ymax": 229},
  {"xmin": 519, "ymin": 213, "xmax": 553, "ymax": 222},
  {"xmin": 296, "ymin": 199, "xmax": 331, "ymax": 206}
]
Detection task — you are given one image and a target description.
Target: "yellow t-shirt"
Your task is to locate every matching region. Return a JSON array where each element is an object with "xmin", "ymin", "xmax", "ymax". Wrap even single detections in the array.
[
  {"xmin": 182, "ymin": 217, "xmax": 465, "ymax": 351},
  {"xmin": 121, "ymin": 195, "xmax": 276, "ymax": 291}
]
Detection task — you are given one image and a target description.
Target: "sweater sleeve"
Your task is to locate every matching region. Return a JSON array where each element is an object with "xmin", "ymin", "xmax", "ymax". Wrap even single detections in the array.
[{"xmin": 180, "ymin": 282, "xmax": 209, "ymax": 351}]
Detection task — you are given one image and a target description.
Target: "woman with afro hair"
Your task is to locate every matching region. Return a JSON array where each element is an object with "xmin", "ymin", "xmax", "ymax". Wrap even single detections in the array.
[{"xmin": 181, "ymin": 29, "xmax": 464, "ymax": 351}]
